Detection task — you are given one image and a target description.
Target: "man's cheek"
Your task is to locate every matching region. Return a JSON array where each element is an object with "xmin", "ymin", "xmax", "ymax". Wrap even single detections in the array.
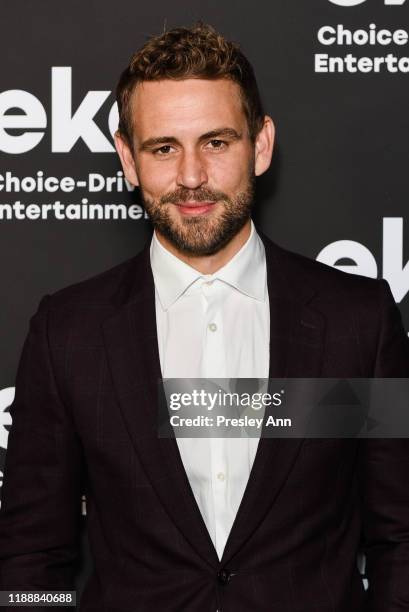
[
  {"xmin": 211, "ymin": 153, "xmax": 248, "ymax": 181},
  {"xmin": 143, "ymin": 168, "xmax": 177, "ymax": 194},
  {"xmin": 139, "ymin": 177, "xmax": 174, "ymax": 200},
  {"xmin": 214, "ymin": 169, "xmax": 245, "ymax": 194}
]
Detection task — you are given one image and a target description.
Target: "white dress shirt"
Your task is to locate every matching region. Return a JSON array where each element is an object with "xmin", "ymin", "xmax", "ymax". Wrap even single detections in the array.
[{"xmin": 150, "ymin": 218, "xmax": 270, "ymax": 561}]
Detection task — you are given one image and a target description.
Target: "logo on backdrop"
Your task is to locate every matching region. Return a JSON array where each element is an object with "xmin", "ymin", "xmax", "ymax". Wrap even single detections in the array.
[
  {"xmin": 0, "ymin": 388, "xmax": 14, "ymax": 504},
  {"xmin": 328, "ymin": 0, "xmax": 405, "ymax": 5},
  {"xmin": 317, "ymin": 218, "xmax": 408, "ymax": 303},
  {"xmin": 0, "ymin": 68, "xmax": 118, "ymax": 154},
  {"xmin": 0, "ymin": 387, "xmax": 13, "ymax": 449},
  {"xmin": 0, "ymin": 67, "xmax": 148, "ymax": 220},
  {"xmin": 316, "ymin": 0, "xmax": 408, "ymax": 73}
]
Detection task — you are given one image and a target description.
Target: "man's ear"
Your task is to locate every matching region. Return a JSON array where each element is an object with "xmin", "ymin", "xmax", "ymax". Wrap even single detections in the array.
[
  {"xmin": 254, "ymin": 116, "xmax": 275, "ymax": 177},
  {"xmin": 114, "ymin": 131, "xmax": 139, "ymax": 187}
]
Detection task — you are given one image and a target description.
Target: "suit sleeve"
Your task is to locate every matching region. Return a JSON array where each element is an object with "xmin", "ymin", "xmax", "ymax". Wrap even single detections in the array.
[
  {"xmin": 0, "ymin": 295, "xmax": 85, "ymax": 597},
  {"xmin": 358, "ymin": 279, "xmax": 409, "ymax": 611}
]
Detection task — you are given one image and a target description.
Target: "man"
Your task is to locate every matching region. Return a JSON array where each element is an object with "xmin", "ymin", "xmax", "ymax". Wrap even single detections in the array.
[{"xmin": 0, "ymin": 22, "xmax": 408, "ymax": 612}]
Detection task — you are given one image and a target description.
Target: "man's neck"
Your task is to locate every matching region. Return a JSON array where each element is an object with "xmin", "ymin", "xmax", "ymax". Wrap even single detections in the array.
[{"xmin": 154, "ymin": 219, "xmax": 252, "ymax": 275}]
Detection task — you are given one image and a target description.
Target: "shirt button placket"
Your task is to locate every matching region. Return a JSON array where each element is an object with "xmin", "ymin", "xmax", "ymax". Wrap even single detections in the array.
[{"xmin": 203, "ymin": 281, "xmax": 225, "ymax": 377}]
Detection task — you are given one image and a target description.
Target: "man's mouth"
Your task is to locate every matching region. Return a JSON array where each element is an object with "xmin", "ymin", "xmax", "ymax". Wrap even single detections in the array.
[{"xmin": 174, "ymin": 201, "xmax": 217, "ymax": 215}]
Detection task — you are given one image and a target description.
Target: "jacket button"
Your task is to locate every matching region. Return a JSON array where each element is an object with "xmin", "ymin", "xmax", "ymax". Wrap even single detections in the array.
[{"xmin": 217, "ymin": 569, "xmax": 232, "ymax": 585}]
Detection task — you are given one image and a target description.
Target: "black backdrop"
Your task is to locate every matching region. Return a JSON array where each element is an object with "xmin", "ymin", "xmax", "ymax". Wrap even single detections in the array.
[{"xmin": 1, "ymin": 0, "xmax": 408, "ymax": 598}]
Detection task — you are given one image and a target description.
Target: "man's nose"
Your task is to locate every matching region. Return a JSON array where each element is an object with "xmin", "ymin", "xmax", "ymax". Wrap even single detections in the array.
[{"xmin": 176, "ymin": 149, "xmax": 208, "ymax": 190}]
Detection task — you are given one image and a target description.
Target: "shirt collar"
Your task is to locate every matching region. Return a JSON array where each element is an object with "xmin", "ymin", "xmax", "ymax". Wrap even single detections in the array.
[{"xmin": 149, "ymin": 218, "xmax": 267, "ymax": 311}]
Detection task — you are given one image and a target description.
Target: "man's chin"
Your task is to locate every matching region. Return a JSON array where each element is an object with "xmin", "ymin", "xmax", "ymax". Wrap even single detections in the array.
[
  {"xmin": 158, "ymin": 224, "xmax": 240, "ymax": 257},
  {"xmin": 147, "ymin": 197, "xmax": 253, "ymax": 256}
]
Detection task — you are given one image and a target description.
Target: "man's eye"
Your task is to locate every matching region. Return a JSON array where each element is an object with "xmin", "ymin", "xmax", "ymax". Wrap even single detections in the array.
[
  {"xmin": 207, "ymin": 139, "xmax": 226, "ymax": 150},
  {"xmin": 154, "ymin": 145, "xmax": 173, "ymax": 155}
]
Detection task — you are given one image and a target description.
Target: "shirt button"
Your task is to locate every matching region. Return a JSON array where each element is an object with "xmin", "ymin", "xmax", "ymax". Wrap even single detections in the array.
[
  {"xmin": 204, "ymin": 280, "xmax": 214, "ymax": 286},
  {"xmin": 217, "ymin": 472, "xmax": 225, "ymax": 481},
  {"xmin": 208, "ymin": 322, "xmax": 217, "ymax": 332}
]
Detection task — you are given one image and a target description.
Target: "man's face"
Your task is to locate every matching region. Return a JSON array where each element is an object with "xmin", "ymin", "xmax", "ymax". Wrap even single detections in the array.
[{"xmin": 116, "ymin": 78, "xmax": 263, "ymax": 256}]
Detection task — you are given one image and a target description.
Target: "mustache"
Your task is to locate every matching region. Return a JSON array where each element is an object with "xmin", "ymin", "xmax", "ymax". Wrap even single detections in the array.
[{"xmin": 159, "ymin": 187, "xmax": 229, "ymax": 206}]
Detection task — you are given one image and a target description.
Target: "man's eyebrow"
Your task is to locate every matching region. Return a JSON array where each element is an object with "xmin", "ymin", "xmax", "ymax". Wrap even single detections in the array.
[
  {"xmin": 138, "ymin": 128, "xmax": 243, "ymax": 152},
  {"xmin": 139, "ymin": 136, "xmax": 178, "ymax": 151},
  {"xmin": 198, "ymin": 127, "xmax": 243, "ymax": 142}
]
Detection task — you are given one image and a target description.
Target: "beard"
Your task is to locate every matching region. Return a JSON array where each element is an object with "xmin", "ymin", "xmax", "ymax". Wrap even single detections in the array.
[{"xmin": 139, "ymin": 172, "xmax": 256, "ymax": 257}]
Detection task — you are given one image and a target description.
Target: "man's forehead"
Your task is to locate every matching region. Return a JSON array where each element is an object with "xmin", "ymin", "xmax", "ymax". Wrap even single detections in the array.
[
  {"xmin": 130, "ymin": 78, "xmax": 245, "ymax": 128},
  {"xmin": 132, "ymin": 77, "xmax": 241, "ymax": 99}
]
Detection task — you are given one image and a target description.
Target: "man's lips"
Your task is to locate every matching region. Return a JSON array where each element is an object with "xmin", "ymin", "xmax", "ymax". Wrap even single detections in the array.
[
  {"xmin": 173, "ymin": 201, "xmax": 217, "ymax": 215},
  {"xmin": 175, "ymin": 201, "xmax": 216, "ymax": 208}
]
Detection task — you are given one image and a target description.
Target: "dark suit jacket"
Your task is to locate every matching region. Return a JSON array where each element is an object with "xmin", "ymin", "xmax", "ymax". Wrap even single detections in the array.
[{"xmin": 0, "ymin": 228, "xmax": 409, "ymax": 612}]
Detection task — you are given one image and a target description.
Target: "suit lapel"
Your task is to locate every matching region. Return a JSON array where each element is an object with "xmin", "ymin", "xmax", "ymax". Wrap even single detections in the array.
[
  {"xmin": 220, "ymin": 231, "xmax": 326, "ymax": 565},
  {"xmin": 102, "ymin": 229, "xmax": 326, "ymax": 568},
  {"xmin": 102, "ymin": 242, "xmax": 219, "ymax": 569}
]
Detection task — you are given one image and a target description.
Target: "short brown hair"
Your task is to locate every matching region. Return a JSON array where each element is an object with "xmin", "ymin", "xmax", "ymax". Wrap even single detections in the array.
[{"xmin": 116, "ymin": 22, "xmax": 265, "ymax": 150}]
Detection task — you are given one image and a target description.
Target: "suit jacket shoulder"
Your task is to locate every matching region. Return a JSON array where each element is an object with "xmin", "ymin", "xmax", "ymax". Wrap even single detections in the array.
[
  {"xmin": 258, "ymin": 230, "xmax": 408, "ymax": 376},
  {"xmin": 259, "ymin": 229, "xmax": 382, "ymax": 298}
]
